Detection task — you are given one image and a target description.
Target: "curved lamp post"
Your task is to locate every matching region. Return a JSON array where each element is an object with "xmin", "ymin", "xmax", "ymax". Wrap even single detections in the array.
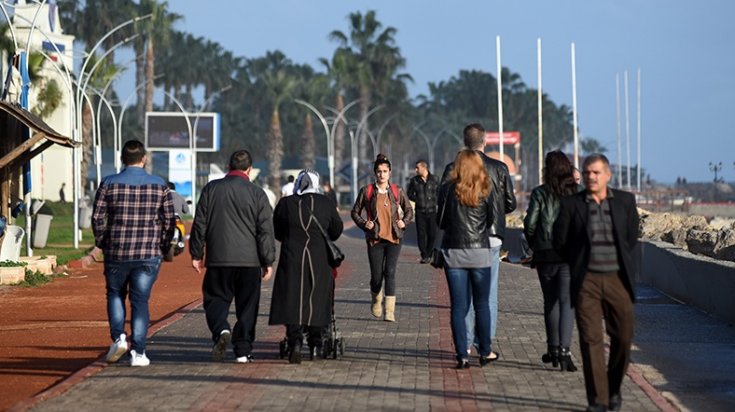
[{"xmin": 294, "ymin": 99, "xmax": 333, "ymax": 186}]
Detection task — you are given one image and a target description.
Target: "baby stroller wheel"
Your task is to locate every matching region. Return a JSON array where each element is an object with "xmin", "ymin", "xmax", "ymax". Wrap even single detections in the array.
[
  {"xmin": 279, "ymin": 338, "xmax": 288, "ymax": 359},
  {"xmin": 339, "ymin": 338, "xmax": 345, "ymax": 355},
  {"xmin": 321, "ymin": 340, "xmax": 331, "ymax": 359}
]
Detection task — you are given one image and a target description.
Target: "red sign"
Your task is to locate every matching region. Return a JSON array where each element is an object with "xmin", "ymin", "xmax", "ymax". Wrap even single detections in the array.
[{"xmin": 485, "ymin": 131, "xmax": 521, "ymax": 145}]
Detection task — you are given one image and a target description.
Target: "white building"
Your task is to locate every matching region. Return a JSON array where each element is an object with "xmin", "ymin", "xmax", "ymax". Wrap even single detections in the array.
[{"xmin": 7, "ymin": 0, "xmax": 75, "ymax": 202}]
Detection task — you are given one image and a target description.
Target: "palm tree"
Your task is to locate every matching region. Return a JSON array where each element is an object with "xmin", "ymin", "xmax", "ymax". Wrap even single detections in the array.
[
  {"xmin": 319, "ymin": 50, "xmax": 355, "ymax": 176},
  {"xmin": 257, "ymin": 51, "xmax": 297, "ymax": 189},
  {"xmin": 328, "ymin": 10, "xmax": 410, "ymax": 163},
  {"xmin": 139, "ymin": 1, "xmax": 180, "ymax": 116},
  {"xmin": 294, "ymin": 65, "xmax": 329, "ymax": 169}
]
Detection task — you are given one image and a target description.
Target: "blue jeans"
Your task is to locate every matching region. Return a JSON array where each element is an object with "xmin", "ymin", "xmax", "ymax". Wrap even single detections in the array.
[
  {"xmin": 444, "ymin": 266, "xmax": 492, "ymax": 361},
  {"xmin": 104, "ymin": 257, "xmax": 162, "ymax": 353},
  {"xmin": 465, "ymin": 245, "xmax": 500, "ymax": 350}
]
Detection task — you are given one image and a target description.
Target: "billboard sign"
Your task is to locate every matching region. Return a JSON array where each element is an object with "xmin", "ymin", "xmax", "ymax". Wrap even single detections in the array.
[
  {"xmin": 145, "ymin": 112, "xmax": 220, "ymax": 152},
  {"xmin": 485, "ymin": 131, "xmax": 521, "ymax": 146}
]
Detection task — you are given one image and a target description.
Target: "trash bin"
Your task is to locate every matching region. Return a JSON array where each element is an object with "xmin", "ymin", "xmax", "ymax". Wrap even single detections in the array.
[
  {"xmin": 0, "ymin": 225, "xmax": 25, "ymax": 261},
  {"xmin": 33, "ymin": 214, "xmax": 53, "ymax": 248},
  {"xmin": 79, "ymin": 206, "xmax": 92, "ymax": 229}
]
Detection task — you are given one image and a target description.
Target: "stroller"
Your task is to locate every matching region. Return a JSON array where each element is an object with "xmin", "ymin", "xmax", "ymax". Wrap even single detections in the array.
[{"xmin": 279, "ymin": 268, "xmax": 345, "ymax": 360}]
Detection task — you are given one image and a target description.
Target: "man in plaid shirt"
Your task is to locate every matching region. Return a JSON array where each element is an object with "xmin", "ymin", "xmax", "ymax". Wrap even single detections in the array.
[{"xmin": 92, "ymin": 139, "xmax": 175, "ymax": 367}]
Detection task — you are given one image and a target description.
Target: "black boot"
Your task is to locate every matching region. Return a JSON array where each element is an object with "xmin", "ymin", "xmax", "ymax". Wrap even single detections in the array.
[
  {"xmin": 288, "ymin": 342, "xmax": 302, "ymax": 364},
  {"xmin": 541, "ymin": 346, "xmax": 560, "ymax": 367},
  {"xmin": 559, "ymin": 347, "xmax": 577, "ymax": 372}
]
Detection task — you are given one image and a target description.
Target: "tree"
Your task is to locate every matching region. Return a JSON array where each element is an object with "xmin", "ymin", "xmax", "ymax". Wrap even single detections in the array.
[
  {"xmin": 328, "ymin": 10, "xmax": 410, "ymax": 163},
  {"xmin": 580, "ymin": 137, "xmax": 608, "ymax": 155}
]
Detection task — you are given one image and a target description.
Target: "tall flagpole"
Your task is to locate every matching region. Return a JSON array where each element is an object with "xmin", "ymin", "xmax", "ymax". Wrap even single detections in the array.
[
  {"xmin": 537, "ymin": 38, "xmax": 543, "ymax": 184},
  {"xmin": 616, "ymin": 73, "xmax": 622, "ymax": 187},
  {"xmin": 571, "ymin": 43, "xmax": 579, "ymax": 169},
  {"xmin": 636, "ymin": 67, "xmax": 642, "ymax": 191},
  {"xmin": 496, "ymin": 36, "xmax": 504, "ymax": 159},
  {"xmin": 624, "ymin": 70, "xmax": 631, "ymax": 190}
]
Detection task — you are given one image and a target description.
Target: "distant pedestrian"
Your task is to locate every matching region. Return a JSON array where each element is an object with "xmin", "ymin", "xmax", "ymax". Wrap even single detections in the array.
[
  {"xmin": 269, "ymin": 169, "xmax": 343, "ymax": 364},
  {"xmin": 573, "ymin": 167, "xmax": 582, "ymax": 185},
  {"xmin": 406, "ymin": 160, "xmax": 439, "ymax": 263},
  {"xmin": 189, "ymin": 149, "xmax": 276, "ymax": 364},
  {"xmin": 92, "ymin": 139, "xmax": 176, "ymax": 367},
  {"xmin": 524, "ymin": 150, "xmax": 579, "ymax": 372},
  {"xmin": 351, "ymin": 153, "xmax": 414, "ymax": 322},
  {"xmin": 441, "ymin": 123, "xmax": 516, "ymax": 357},
  {"xmin": 281, "ymin": 175, "xmax": 295, "ymax": 198},
  {"xmin": 553, "ymin": 153, "xmax": 639, "ymax": 412},
  {"xmin": 262, "ymin": 182, "xmax": 277, "ymax": 210},
  {"xmin": 166, "ymin": 181, "xmax": 189, "ymax": 215},
  {"xmin": 58, "ymin": 183, "xmax": 66, "ymax": 203},
  {"xmin": 322, "ymin": 180, "xmax": 338, "ymax": 210},
  {"xmin": 437, "ymin": 149, "xmax": 495, "ymax": 369}
]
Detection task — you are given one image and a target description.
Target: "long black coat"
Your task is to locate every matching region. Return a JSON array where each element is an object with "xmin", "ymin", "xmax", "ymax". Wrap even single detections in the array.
[
  {"xmin": 552, "ymin": 188, "xmax": 639, "ymax": 304},
  {"xmin": 269, "ymin": 193, "xmax": 343, "ymax": 327}
]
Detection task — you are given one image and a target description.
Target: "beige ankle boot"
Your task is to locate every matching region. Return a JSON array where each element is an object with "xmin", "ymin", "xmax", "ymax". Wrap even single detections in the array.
[
  {"xmin": 384, "ymin": 296, "xmax": 396, "ymax": 322},
  {"xmin": 371, "ymin": 291, "xmax": 383, "ymax": 318}
]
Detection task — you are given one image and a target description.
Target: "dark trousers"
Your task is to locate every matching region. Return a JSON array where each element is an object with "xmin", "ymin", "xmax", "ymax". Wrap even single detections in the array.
[
  {"xmin": 286, "ymin": 324, "xmax": 324, "ymax": 348},
  {"xmin": 367, "ymin": 240, "xmax": 402, "ymax": 296},
  {"xmin": 414, "ymin": 211, "xmax": 438, "ymax": 260},
  {"xmin": 202, "ymin": 267, "xmax": 262, "ymax": 358},
  {"xmin": 576, "ymin": 272, "xmax": 634, "ymax": 407},
  {"xmin": 537, "ymin": 262, "xmax": 574, "ymax": 349}
]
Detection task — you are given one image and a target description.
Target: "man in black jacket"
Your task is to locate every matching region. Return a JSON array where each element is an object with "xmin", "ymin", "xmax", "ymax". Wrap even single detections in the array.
[
  {"xmin": 190, "ymin": 150, "xmax": 276, "ymax": 364},
  {"xmin": 441, "ymin": 123, "xmax": 517, "ymax": 356},
  {"xmin": 406, "ymin": 160, "xmax": 439, "ymax": 263},
  {"xmin": 553, "ymin": 154, "xmax": 639, "ymax": 412}
]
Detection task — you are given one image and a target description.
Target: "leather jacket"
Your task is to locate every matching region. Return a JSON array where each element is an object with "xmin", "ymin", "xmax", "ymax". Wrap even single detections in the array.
[
  {"xmin": 441, "ymin": 151, "xmax": 516, "ymax": 239},
  {"xmin": 523, "ymin": 184, "xmax": 560, "ymax": 253},
  {"xmin": 406, "ymin": 173, "xmax": 439, "ymax": 213},
  {"xmin": 351, "ymin": 183, "xmax": 414, "ymax": 241},
  {"xmin": 436, "ymin": 183, "xmax": 493, "ymax": 249}
]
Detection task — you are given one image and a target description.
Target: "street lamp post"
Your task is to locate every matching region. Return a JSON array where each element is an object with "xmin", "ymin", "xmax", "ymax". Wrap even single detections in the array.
[
  {"xmin": 294, "ymin": 99, "xmax": 333, "ymax": 186},
  {"xmin": 117, "ymin": 76, "xmax": 163, "ymax": 172},
  {"xmin": 157, "ymin": 90, "xmax": 193, "ymax": 210},
  {"xmin": 709, "ymin": 162, "xmax": 723, "ymax": 183},
  {"xmin": 190, "ymin": 85, "xmax": 232, "ymax": 211},
  {"xmin": 70, "ymin": 14, "xmax": 152, "ymax": 249}
]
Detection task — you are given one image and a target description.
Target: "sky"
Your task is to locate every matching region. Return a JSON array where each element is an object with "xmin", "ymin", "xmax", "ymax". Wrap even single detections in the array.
[{"xmin": 120, "ymin": 0, "xmax": 735, "ymax": 184}]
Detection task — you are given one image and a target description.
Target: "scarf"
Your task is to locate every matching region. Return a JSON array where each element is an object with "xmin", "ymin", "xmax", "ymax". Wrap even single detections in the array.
[{"xmin": 294, "ymin": 169, "xmax": 320, "ymax": 196}]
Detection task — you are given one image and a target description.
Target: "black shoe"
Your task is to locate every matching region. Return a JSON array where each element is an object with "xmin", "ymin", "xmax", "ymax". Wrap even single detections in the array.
[
  {"xmin": 585, "ymin": 405, "xmax": 606, "ymax": 412},
  {"xmin": 541, "ymin": 346, "xmax": 560, "ymax": 367},
  {"xmin": 608, "ymin": 394, "xmax": 622, "ymax": 411},
  {"xmin": 559, "ymin": 347, "xmax": 578, "ymax": 372},
  {"xmin": 288, "ymin": 343, "xmax": 302, "ymax": 364},
  {"xmin": 479, "ymin": 351, "xmax": 500, "ymax": 367},
  {"xmin": 420, "ymin": 257, "xmax": 431, "ymax": 264},
  {"xmin": 456, "ymin": 359, "xmax": 470, "ymax": 369}
]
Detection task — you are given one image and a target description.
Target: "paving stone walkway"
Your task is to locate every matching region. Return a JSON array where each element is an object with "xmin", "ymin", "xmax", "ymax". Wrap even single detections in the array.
[{"xmin": 26, "ymin": 224, "xmax": 669, "ymax": 411}]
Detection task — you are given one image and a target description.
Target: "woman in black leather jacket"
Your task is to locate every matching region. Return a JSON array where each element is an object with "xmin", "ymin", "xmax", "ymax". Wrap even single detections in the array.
[
  {"xmin": 437, "ymin": 150, "xmax": 495, "ymax": 369},
  {"xmin": 523, "ymin": 150, "xmax": 579, "ymax": 372}
]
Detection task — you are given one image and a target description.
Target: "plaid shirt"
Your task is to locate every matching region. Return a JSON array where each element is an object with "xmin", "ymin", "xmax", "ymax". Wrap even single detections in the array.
[{"xmin": 92, "ymin": 167, "xmax": 176, "ymax": 261}]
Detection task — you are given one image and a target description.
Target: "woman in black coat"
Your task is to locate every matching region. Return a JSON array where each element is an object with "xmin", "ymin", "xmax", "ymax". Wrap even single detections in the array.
[{"xmin": 269, "ymin": 169, "xmax": 343, "ymax": 364}]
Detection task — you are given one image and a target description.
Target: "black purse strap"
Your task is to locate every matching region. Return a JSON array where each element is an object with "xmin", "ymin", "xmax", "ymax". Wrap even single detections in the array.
[{"xmin": 300, "ymin": 197, "xmax": 330, "ymax": 241}]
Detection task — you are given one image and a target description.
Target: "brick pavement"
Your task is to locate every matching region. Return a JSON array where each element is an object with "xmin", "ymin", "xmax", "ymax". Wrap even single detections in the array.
[{"xmin": 25, "ymin": 225, "xmax": 668, "ymax": 412}]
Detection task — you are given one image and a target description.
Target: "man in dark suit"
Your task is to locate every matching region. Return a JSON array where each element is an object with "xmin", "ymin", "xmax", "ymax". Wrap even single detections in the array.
[{"xmin": 553, "ymin": 154, "xmax": 639, "ymax": 412}]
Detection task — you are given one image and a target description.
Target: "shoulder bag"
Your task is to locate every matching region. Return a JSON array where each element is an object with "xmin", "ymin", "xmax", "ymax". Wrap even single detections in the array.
[{"xmin": 302, "ymin": 200, "xmax": 345, "ymax": 268}]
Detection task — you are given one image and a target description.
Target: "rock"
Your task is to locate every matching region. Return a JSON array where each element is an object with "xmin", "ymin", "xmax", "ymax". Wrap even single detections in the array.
[
  {"xmin": 685, "ymin": 229, "xmax": 718, "ymax": 258},
  {"xmin": 709, "ymin": 217, "xmax": 735, "ymax": 231},
  {"xmin": 714, "ymin": 229, "xmax": 735, "ymax": 262},
  {"xmin": 661, "ymin": 228, "xmax": 688, "ymax": 248}
]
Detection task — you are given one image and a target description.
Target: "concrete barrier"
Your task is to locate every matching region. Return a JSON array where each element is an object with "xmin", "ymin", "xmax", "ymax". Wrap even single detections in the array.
[{"xmin": 638, "ymin": 241, "xmax": 735, "ymax": 325}]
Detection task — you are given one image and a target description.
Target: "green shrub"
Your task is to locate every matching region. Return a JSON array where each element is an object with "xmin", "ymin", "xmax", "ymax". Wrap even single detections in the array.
[{"xmin": 18, "ymin": 269, "xmax": 66, "ymax": 288}]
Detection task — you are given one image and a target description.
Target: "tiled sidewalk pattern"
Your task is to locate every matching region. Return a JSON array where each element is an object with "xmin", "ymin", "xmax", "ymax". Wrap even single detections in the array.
[{"xmin": 29, "ymin": 228, "xmax": 663, "ymax": 411}]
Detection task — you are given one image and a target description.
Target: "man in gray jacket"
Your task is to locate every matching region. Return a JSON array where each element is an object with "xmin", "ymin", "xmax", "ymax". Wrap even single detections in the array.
[{"xmin": 190, "ymin": 149, "xmax": 276, "ymax": 364}]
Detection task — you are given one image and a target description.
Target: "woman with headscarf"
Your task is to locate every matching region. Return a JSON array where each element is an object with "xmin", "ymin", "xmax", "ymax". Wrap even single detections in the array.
[{"xmin": 269, "ymin": 169, "xmax": 343, "ymax": 364}]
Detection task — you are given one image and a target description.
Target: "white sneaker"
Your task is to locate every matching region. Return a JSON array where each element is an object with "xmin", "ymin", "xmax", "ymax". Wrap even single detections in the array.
[
  {"xmin": 212, "ymin": 330, "xmax": 231, "ymax": 362},
  {"xmin": 130, "ymin": 349, "xmax": 150, "ymax": 367},
  {"xmin": 235, "ymin": 354, "xmax": 253, "ymax": 363},
  {"xmin": 105, "ymin": 333, "xmax": 128, "ymax": 363}
]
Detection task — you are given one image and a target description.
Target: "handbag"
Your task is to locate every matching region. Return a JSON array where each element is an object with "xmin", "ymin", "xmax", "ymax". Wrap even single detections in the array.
[
  {"xmin": 303, "ymin": 201, "xmax": 345, "ymax": 267},
  {"xmin": 430, "ymin": 186, "xmax": 450, "ymax": 269}
]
